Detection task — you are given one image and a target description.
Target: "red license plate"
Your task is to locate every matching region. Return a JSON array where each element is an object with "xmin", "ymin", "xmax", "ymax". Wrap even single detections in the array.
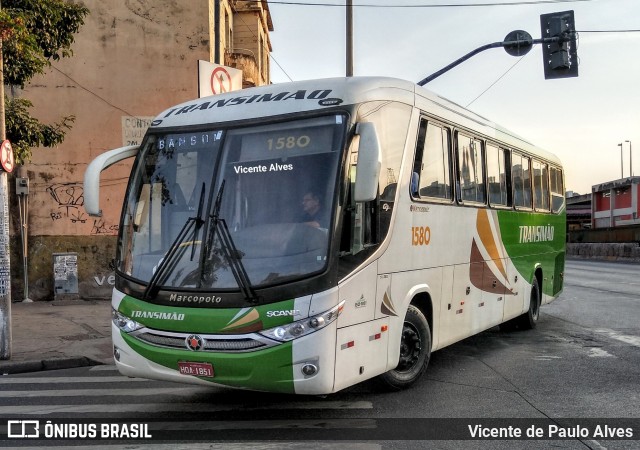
[{"xmin": 178, "ymin": 361, "xmax": 214, "ymax": 377}]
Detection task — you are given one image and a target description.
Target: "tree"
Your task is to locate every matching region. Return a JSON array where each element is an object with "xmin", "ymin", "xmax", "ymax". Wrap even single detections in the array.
[{"xmin": 1, "ymin": 0, "xmax": 89, "ymax": 164}]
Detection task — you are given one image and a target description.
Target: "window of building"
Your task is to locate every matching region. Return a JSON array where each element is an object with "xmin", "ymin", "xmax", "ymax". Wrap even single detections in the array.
[
  {"xmin": 486, "ymin": 143, "xmax": 509, "ymax": 207},
  {"xmin": 512, "ymin": 152, "xmax": 532, "ymax": 208},
  {"xmin": 457, "ymin": 133, "xmax": 485, "ymax": 204},
  {"xmin": 225, "ymin": 10, "xmax": 232, "ymax": 52},
  {"xmin": 412, "ymin": 119, "xmax": 452, "ymax": 200}
]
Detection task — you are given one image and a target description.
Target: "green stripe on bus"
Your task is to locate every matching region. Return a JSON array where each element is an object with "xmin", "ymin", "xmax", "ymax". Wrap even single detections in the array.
[
  {"xmin": 497, "ymin": 209, "xmax": 566, "ymax": 296},
  {"xmin": 118, "ymin": 295, "xmax": 297, "ymax": 334},
  {"xmin": 121, "ymin": 331, "xmax": 295, "ymax": 393}
]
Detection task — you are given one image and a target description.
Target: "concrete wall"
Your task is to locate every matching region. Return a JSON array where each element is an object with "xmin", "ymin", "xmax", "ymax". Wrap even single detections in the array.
[
  {"xmin": 11, "ymin": 0, "xmax": 212, "ymax": 301},
  {"xmin": 567, "ymin": 243, "xmax": 640, "ymax": 263}
]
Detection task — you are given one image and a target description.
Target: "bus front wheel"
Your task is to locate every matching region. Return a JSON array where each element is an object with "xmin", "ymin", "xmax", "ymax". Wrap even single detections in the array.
[{"xmin": 377, "ymin": 304, "xmax": 431, "ymax": 391}]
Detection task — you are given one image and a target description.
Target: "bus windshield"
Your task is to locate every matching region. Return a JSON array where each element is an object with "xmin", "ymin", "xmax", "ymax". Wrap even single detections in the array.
[{"xmin": 118, "ymin": 114, "xmax": 346, "ymax": 293}]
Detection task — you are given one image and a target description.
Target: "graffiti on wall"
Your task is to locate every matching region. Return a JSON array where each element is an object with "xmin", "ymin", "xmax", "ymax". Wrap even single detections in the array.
[
  {"xmin": 46, "ymin": 181, "xmax": 119, "ymax": 234},
  {"xmin": 47, "ymin": 182, "xmax": 85, "ymax": 218},
  {"xmin": 91, "ymin": 218, "xmax": 119, "ymax": 235}
]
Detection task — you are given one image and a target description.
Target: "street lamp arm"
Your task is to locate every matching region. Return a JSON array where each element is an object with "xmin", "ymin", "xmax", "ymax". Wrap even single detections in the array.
[
  {"xmin": 417, "ymin": 41, "xmax": 504, "ymax": 86},
  {"xmin": 417, "ymin": 36, "xmax": 562, "ymax": 86}
]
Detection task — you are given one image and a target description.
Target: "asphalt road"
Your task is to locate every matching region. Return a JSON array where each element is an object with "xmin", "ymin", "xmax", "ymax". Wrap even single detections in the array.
[{"xmin": 1, "ymin": 259, "xmax": 639, "ymax": 449}]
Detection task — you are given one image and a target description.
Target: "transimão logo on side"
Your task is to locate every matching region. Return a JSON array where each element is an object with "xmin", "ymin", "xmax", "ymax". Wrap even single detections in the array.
[{"xmin": 518, "ymin": 225, "xmax": 555, "ymax": 244}]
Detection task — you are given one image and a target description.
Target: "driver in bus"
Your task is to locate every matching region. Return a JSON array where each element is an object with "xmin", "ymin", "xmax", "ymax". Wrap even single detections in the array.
[{"xmin": 300, "ymin": 191, "xmax": 328, "ymax": 229}]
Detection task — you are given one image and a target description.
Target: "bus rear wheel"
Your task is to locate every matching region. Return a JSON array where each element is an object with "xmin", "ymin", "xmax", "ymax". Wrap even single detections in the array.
[
  {"xmin": 501, "ymin": 278, "xmax": 541, "ymax": 331},
  {"xmin": 517, "ymin": 277, "xmax": 541, "ymax": 329},
  {"xmin": 377, "ymin": 304, "xmax": 431, "ymax": 391}
]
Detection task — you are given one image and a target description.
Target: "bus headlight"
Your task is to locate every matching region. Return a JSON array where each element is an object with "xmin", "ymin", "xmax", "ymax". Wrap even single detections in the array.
[
  {"xmin": 112, "ymin": 309, "xmax": 143, "ymax": 333},
  {"xmin": 259, "ymin": 301, "xmax": 344, "ymax": 342}
]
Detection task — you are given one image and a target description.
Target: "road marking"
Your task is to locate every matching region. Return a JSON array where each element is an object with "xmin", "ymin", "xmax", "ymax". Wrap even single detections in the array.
[
  {"xmin": 0, "ymin": 401, "xmax": 373, "ymax": 415},
  {"xmin": 89, "ymin": 365, "xmax": 119, "ymax": 372},
  {"xmin": 594, "ymin": 329, "xmax": 640, "ymax": 348},
  {"xmin": 0, "ymin": 387, "xmax": 221, "ymax": 398},
  {"xmin": 0, "ymin": 376, "xmax": 150, "ymax": 384},
  {"xmin": 587, "ymin": 348, "xmax": 614, "ymax": 358},
  {"xmin": 533, "ymin": 355, "xmax": 561, "ymax": 361}
]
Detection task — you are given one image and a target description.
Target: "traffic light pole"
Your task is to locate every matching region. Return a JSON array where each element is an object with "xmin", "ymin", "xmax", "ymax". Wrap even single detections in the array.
[
  {"xmin": 419, "ymin": 11, "xmax": 578, "ymax": 86},
  {"xmin": 417, "ymin": 36, "xmax": 562, "ymax": 86}
]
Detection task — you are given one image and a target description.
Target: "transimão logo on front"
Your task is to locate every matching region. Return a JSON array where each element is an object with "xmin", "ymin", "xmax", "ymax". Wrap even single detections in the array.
[
  {"xmin": 266, "ymin": 310, "xmax": 300, "ymax": 318},
  {"xmin": 132, "ymin": 311, "xmax": 185, "ymax": 321}
]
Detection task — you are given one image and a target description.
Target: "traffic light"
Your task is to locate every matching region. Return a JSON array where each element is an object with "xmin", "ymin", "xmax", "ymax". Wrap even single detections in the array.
[{"xmin": 540, "ymin": 10, "xmax": 578, "ymax": 79}]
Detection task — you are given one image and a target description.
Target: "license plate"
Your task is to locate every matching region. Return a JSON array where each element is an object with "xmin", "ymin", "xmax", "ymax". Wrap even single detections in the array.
[{"xmin": 178, "ymin": 361, "xmax": 214, "ymax": 377}]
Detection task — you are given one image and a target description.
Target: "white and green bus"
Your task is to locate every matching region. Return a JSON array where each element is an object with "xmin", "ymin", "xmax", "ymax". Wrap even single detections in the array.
[{"xmin": 85, "ymin": 77, "xmax": 565, "ymax": 394}]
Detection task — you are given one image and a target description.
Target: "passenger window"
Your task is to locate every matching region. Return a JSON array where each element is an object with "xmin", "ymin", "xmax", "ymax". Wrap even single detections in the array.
[
  {"xmin": 412, "ymin": 119, "xmax": 452, "ymax": 200},
  {"xmin": 457, "ymin": 133, "xmax": 485, "ymax": 204},
  {"xmin": 512, "ymin": 152, "xmax": 532, "ymax": 208},
  {"xmin": 550, "ymin": 166, "xmax": 565, "ymax": 213},
  {"xmin": 533, "ymin": 160, "xmax": 550, "ymax": 211},
  {"xmin": 486, "ymin": 143, "xmax": 509, "ymax": 207}
]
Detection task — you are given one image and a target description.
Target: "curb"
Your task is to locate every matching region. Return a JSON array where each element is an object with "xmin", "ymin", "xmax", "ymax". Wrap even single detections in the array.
[{"xmin": 0, "ymin": 357, "xmax": 104, "ymax": 375}]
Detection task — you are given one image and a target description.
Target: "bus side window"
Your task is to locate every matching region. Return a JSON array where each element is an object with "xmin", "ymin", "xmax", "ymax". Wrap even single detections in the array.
[
  {"xmin": 486, "ymin": 143, "xmax": 509, "ymax": 207},
  {"xmin": 550, "ymin": 166, "xmax": 565, "ymax": 212},
  {"xmin": 533, "ymin": 159, "xmax": 550, "ymax": 211},
  {"xmin": 412, "ymin": 119, "xmax": 452, "ymax": 201},
  {"xmin": 512, "ymin": 152, "xmax": 532, "ymax": 208},
  {"xmin": 456, "ymin": 133, "xmax": 485, "ymax": 204}
]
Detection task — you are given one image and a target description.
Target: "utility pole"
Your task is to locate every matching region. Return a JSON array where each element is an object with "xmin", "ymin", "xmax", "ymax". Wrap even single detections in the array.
[
  {"xmin": 618, "ymin": 143, "xmax": 624, "ymax": 178},
  {"xmin": 346, "ymin": 0, "xmax": 353, "ymax": 77},
  {"xmin": 0, "ymin": 0, "xmax": 12, "ymax": 361},
  {"xmin": 626, "ymin": 140, "xmax": 633, "ymax": 177}
]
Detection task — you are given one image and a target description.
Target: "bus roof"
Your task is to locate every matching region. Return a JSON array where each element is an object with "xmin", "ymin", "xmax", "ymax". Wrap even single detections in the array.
[{"xmin": 151, "ymin": 76, "xmax": 561, "ymax": 166}]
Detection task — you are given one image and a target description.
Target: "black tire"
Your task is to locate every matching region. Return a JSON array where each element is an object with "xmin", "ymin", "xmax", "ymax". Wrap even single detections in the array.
[
  {"xmin": 501, "ymin": 277, "xmax": 541, "ymax": 331},
  {"xmin": 377, "ymin": 304, "xmax": 431, "ymax": 391},
  {"xmin": 518, "ymin": 277, "xmax": 541, "ymax": 329}
]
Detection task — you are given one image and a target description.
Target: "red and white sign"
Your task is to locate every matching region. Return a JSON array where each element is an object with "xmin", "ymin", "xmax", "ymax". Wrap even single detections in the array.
[
  {"xmin": 198, "ymin": 60, "xmax": 242, "ymax": 97},
  {"xmin": 0, "ymin": 140, "xmax": 14, "ymax": 173}
]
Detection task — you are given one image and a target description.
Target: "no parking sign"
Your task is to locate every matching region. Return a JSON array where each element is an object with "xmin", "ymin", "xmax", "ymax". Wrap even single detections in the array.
[
  {"xmin": 0, "ymin": 140, "xmax": 14, "ymax": 173},
  {"xmin": 198, "ymin": 60, "xmax": 243, "ymax": 97}
]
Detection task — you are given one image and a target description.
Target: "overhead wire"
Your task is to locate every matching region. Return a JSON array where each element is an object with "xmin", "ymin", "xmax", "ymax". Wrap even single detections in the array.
[
  {"xmin": 465, "ymin": 55, "xmax": 527, "ymax": 107},
  {"xmin": 249, "ymin": 0, "xmax": 592, "ymax": 8}
]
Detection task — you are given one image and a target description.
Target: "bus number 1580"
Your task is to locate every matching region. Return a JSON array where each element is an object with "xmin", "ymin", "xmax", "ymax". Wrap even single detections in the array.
[
  {"xmin": 411, "ymin": 226, "xmax": 431, "ymax": 246},
  {"xmin": 267, "ymin": 135, "xmax": 311, "ymax": 150}
]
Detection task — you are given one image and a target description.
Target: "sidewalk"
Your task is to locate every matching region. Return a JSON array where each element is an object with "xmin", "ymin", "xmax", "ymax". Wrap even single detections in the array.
[{"xmin": 0, "ymin": 299, "xmax": 113, "ymax": 374}]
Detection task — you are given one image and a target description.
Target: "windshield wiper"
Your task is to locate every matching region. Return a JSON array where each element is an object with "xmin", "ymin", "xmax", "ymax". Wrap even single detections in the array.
[
  {"xmin": 142, "ymin": 185, "xmax": 206, "ymax": 300},
  {"xmin": 202, "ymin": 180, "xmax": 258, "ymax": 303},
  {"xmin": 190, "ymin": 182, "xmax": 207, "ymax": 261}
]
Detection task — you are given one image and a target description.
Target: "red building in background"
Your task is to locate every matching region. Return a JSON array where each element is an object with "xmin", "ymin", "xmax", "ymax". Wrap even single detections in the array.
[{"xmin": 592, "ymin": 177, "xmax": 640, "ymax": 228}]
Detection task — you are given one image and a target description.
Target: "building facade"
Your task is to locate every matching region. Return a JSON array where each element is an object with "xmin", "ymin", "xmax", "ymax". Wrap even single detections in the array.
[
  {"xmin": 592, "ymin": 177, "xmax": 640, "ymax": 229},
  {"xmin": 10, "ymin": 0, "xmax": 273, "ymax": 301}
]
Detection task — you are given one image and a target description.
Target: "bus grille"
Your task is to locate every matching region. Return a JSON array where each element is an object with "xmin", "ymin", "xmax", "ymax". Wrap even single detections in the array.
[{"xmin": 132, "ymin": 330, "xmax": 272, "ymax": 353}]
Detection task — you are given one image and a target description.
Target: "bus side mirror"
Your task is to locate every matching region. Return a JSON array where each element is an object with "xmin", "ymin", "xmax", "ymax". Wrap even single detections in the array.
[
  {"xmin": 353, "ymin": 122, "xmax": 381, "ymax": 202},
  {"xmin": 84, "ymin": 145, "xmax": 139, "ymax": 216}
]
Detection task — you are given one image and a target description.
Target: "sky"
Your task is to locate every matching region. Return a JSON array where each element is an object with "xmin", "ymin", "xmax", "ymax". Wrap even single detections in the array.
[{"xmin": 266, "ymin": 0, "xmax": 640, "ymax": 195}]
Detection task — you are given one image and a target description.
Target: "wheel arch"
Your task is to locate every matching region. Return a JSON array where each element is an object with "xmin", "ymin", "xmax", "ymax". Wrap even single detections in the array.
[
  {"xmin": 532, "ymin": 263, "xmax": 543, "ymax": 295},
  {"xmin": 409, "ymin": 291, "xmax": 433, "ymax": 345}
]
